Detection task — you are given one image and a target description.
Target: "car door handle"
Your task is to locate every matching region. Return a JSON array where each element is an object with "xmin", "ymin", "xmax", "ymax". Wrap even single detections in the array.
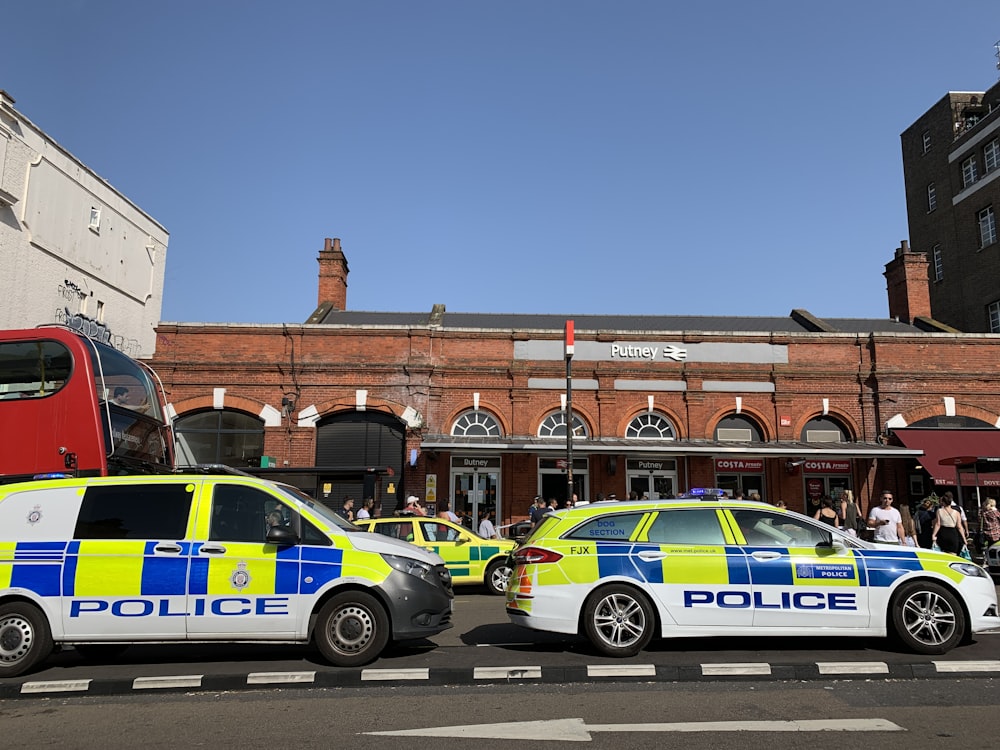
[
  {"xmin": 637, "ymin": 551, "xmax": 668, "ymax": 561},
  {"xmin": 199, "ymin": 544, "xmax": 227, "ymax": 555},
  {"xmin": 154, "ymin": 543, "xmax": 182, "ymax": 554},
  {"xmin": 750, "ymin": 551, "xmax": 782, "ymax": 561}
]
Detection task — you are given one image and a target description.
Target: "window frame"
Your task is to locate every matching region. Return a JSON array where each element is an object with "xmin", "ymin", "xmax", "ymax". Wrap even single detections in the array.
[
  {"xmin": 932, "ymin": 244, "xmax": 943, "ymax": 281},
  {"xmin": 979, "ymin": 206, "xmax": 997, "ymax": 248},
  {"xmin": 985, "ymin": 139, "xmax": 1000, "ymax": 173},
  {"xmin": 926, "ymin": 182, "xmax": 937, "ymax": 212},
  {"xmin": 962, "ymin": 156, "xmax": 979, "ymax": 188}
]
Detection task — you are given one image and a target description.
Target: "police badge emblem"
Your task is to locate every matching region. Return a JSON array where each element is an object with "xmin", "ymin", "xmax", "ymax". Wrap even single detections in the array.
[
  {"xmin": 26, "ymin": 505, "xmax": 43, "ymax": 525},
  {"xmin": 231, "ymin": 561, "xmax": 252, "ymax": 590}
]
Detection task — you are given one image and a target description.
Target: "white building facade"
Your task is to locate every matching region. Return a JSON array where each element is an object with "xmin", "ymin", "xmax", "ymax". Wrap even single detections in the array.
[{"xmin": 0, "ymin": 90, "xmax": 168, "ymax": 357}]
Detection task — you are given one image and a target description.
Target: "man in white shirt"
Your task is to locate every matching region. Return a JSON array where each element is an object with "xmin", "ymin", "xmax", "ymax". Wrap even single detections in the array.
[{"xmin": 868, "ymin": 490, "xmax": 904, "ymax": 543}]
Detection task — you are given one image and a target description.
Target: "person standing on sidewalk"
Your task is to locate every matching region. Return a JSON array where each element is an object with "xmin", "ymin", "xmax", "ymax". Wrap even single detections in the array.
[
  {"xmin": 981, "ymin": 497, "xmax": 1000, "ymax": 549},
  {"xmin": 868, "ymin": 490, "xmax": 904, "ymax": 544}
]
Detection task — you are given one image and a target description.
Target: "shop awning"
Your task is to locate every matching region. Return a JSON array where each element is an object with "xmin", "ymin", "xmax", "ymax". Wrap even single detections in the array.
[
  {"xmin": 892, "ymin": 428, "xmax": 1000, "ymax": 486},
  {"xmin": 419, "ymin": 436, "xmax": 920, "ymax": 459}
]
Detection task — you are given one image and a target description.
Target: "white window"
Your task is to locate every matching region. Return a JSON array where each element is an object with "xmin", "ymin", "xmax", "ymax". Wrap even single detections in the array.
[
  {"xmin": 932, "ymin": 244, "xmax": 943, "ymax": 281},
  {"xmin": 451, "ymin": 410, "xmax": 502, "ymax": 437},
  {"xmin": 625, "ymin": 413, "xmax": 676, "ymax": 440},
  {"xmin": 962, "ymin": 156, "xmax": 978, "ymax": 188},
  {"xmin": 986, "ymin": 139, "xmax": 1000, "ymax": 173},
  {"xmin": 538, "ymin": 412, "xmax": 588, "ymax": 439},
  {"xmin": 989, "ymin": 301, "xmax": 1000, "ymax": 333},
  {"xmin": 927, "ymin": 183, "xmax": 937, "ymax": 212},
  {"xmin": 88, "ymin": 207, "xmax": 101, "ymax": 234},
  {"xmin": 95, "ymin": 300, "xmax": 105, "ymax": 322},
  {"xmin": 922, "ymin": 131, "xmax": 931, "ymax": 153},
  {"xmin": 979, "ymin": 206, "xmax": 997, "ymax": 248}
]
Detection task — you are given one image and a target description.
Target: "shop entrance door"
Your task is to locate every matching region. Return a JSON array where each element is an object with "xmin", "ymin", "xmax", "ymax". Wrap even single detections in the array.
[
  {"xmin": 450, "ymin": 456, "xmax": 501, "ymax": 531},
  {"xmin": 626, "ymin": 459, "xmax": 677, "ymax": 499}
]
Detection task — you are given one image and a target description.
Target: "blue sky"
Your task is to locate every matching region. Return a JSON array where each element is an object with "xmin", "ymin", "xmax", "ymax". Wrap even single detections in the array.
[{"xmin": 6, "ymin": 1, "xmax": 1000, "ymax": 324}]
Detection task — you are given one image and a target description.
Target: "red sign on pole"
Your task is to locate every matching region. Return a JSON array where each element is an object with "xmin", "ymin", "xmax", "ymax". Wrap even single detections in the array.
[{"xmin": 565, "ymin": 320, "xmax": 575, "ymax": 357}]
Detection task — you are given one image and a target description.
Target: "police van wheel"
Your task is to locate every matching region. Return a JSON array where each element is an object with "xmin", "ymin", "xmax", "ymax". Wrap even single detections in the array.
[
  {"xmin": 0, "ymin": 602, "xmax": 53, "ymax": 678},
  {"xmin": 485, "ymin": 561, "xmax": 512, "ymax": 596},
  {"xmin": 890, "ymin": 580, "xmax": 966, "ymax": 654},
  {"xmin": 583, "ymin": 584, "xmax": 655, "ymax": 657},
  {"xmin": 313, "ymin": 592, "xmax": 389, "ymax": 667}
]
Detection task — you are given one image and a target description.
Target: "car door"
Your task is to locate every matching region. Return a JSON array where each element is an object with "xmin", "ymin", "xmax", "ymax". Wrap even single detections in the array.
[
  {"xmin": 62, "ymin": 481, "xmax": 196, "ymax": 639},
  {"xmin": 639, "ymin": 507, "xmax": 753, "ymax": 628},
  {"xmin": 727, "ymin": 508, "xmax": 870, "ymax": 629},
  {"xmin": 417, "ymin": 520, "xmax": 477, "ymax": 583},
  {"xmin": 186, "ymin": 482, "xmax": 301, "ymax": 637}
]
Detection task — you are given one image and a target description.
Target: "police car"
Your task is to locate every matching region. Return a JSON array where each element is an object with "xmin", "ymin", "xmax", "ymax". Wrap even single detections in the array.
[
  {"xmin": 0, "ymin": 475, "xmax": 454, "ymax": 677},
  {"xmin": 987, "ymin": 541, "xmax": 1000, "ymax": 577},
  {"xmin": 506, "ymin": 494, "xmax": 1000, "ymax": 656},
  {"xmin": 355, "ymin": 517, "xmax": 515, "ymax": 595}
]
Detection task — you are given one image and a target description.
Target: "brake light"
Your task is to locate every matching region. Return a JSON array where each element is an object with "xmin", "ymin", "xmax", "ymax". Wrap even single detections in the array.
[{"xmin": 513, "ymin": 547, "xmax": 564, "ymax": 565}]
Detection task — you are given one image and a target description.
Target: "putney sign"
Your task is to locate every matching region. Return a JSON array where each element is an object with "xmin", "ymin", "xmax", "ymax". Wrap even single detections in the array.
[
  {"xmin": 514, "ymin": 340, "xmax": 788, "ymax": 365},
  {"xmin": 610, "ymin": 344, "xmax": 687, "ymax": 362}
]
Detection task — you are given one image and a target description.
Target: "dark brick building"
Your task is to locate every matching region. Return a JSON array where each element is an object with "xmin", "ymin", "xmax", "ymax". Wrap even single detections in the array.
[{"xmin": 150, "ymin": 238, "xmax": 1000, "ymax": 529}]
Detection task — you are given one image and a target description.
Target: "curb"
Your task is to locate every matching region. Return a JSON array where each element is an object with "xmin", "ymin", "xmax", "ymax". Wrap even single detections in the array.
[{"xmin": 3, "ymin": 659, "xmax": 1000, "ymax": 700}]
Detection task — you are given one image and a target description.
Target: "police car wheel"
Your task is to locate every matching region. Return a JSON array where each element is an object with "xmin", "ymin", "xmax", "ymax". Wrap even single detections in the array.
[
  {"xmin": 890, "ymin": 580, "xmax": 966, "ymax": 655},
  {"xmin": 583, "ymin": 584, "xmax": 655, "ymax": 657},
  {"xmin": 313, "ymin": 592, "xmax": 389, "ymax": 667},
  {"xmin": 0, "ymin": 602, "xmax": 53, "ymax": 678},
  {"xmin": 485, "ymin": 561, "xmax": 512, "ymax": 596}
]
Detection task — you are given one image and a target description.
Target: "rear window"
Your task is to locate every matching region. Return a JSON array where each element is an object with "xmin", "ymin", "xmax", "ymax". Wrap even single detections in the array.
[{"xmin": 74, "ymin": 483, "xmax": 193, "ymax": 539}]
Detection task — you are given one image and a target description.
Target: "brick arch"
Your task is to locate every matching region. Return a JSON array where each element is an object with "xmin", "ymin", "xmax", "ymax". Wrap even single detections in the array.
[
  {"xmin": 890, "ymin": 402, "xmax": 1000, "ymax": 429},
  {"xmin": 444, "ymin": 402, "xmax": 511, "ymax": 436},
  {"xmin": 794, "ymin": 410, "xmax": 859, "ymax": 441},
  {"xmin": 704, "ymin": 405, "xmax": 773, "ymax": 442},
  {"xmin": 170, "ymin": 393, "xmax": 270, "ymax": 419},
  {"xmin": 532, "ymin": 403, "xmax": 596, "ymax": 438},
  {"xmin": 617, "ymin": 404, "xmax": 687, "ymax": 440},
  {"xmin": 313, "ymin": 397, "xmax": 407, "ymax": 424}
]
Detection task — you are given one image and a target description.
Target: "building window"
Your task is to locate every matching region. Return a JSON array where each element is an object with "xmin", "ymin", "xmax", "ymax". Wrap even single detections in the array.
[
  {"xmin": 625, "ymin": 413, "xmax": 676, "ymax": 440},
  {"xmin": 932, "ymin": 244, "xmax": 943, "ymax": 281},
  {"xmin": 174, "ymin": 409, "xmax": 265, "ymax": 468},
  {"xmin": 927, "ymin": 183, "xmax": 937, "ymax": 212},
  {"xmin": 986, "ymin": 139, "xmax": 1000, "ymax": 173},
  {"xmin": 88, "ymin": 207, "xmax": 101, "ymax": 234},
  {"xmin": 979, "ymin": 206, "xmax": 997, "ymax": 248},
  {"xmin": 538, "ymin": 411, "xmax": 588, "ymax": 439},
  {"xmin": 962, "ymin": 156, "xmax": 979, "ymax": 188},
  {"xmin": 451, "ymin": 410, "xmax": 502, "ymax": 437},
  {"xmin": 801, "ymin": 416, "xmax": 850, "ymax": 442},
  {"xmin": 713, "ymin": 415, "xmax": 763, "ymax": 442},
  {"xmin": 989, "ymin": 301, "xmax": 1000, "ymax": 333},
  {"xmin": 922, "ymin": 131, "xmax": 931, "ymax": 153}
]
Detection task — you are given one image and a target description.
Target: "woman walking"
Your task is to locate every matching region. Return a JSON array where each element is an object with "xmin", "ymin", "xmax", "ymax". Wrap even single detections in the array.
[{"xmin": 932, "ymin": 495, "xmax": 968, "ymax": 555}]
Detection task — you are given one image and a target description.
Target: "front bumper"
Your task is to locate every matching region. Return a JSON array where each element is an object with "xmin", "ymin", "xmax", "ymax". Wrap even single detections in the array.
[{"xmin": 382, "ymin": 566, "xmax": 454, "ymax": 640}]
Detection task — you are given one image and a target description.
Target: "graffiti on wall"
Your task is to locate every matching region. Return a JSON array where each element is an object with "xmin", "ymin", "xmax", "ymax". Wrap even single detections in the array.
[{"xmin": 55, "ymin": 307, "xmax": 142, "ymax": 358}]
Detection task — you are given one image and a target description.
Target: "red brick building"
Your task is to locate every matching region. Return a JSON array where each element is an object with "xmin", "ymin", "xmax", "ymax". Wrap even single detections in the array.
[{"xmin": 150, "ymin": 238, "xmax": 1000, "ymax": 528}]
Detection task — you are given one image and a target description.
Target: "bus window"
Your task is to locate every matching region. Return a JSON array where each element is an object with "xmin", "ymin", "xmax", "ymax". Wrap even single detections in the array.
[{"xmin": 0, "ymin": 340, "xmax": 72, "ymax": 399}]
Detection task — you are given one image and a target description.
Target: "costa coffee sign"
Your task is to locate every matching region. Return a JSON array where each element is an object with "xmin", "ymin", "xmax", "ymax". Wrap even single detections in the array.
[
  {"xmin": 714, "ymin": 458, "xmax": 764, "ymax": 473},
  {"xmin": 803, "ymin": 460, "xmax": 850, "ymax": 474}
]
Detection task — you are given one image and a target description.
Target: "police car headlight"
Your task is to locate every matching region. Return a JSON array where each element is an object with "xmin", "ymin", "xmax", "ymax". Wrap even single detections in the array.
[
  {"xmin": 383, "ymin": 554, "xmax": 434, "ymax": 581},
  {"xmin": 950, "ymin": 562, "xmax": 989, "ymax": 578}
]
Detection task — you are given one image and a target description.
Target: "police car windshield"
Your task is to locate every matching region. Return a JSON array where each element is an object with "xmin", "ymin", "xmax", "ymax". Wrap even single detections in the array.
[{"xmin": 274, "ymin": 484, "xmax": 360, "ymax": 531}]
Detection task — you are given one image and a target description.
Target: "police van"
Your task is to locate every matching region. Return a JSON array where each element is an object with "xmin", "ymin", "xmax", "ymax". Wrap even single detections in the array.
[
  {"xmin": 506, "ymin": 496, "xmax": 1000, "ymax": 656},
  {"xmin": 0, "ymin": 475, "xmax": 454, "ymax": 677}
]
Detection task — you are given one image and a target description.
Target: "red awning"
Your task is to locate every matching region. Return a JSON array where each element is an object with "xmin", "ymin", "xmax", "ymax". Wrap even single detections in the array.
[{"xmin": 893, "ymin": 428, "xmax": 1000, "ymax": 487}]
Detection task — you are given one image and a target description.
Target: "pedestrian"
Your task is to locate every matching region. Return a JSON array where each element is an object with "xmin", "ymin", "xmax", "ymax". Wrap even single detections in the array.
[
  {"xmin": 840, "ymin": 489, "xmax": 861, "ymax": 537},
  {"xmin": 403, "ymin": 495, "xmax": 427, "ymax": 517},
  {"xmin": 915, "ymin": 498, "xmax": 936, "ymax": 548},
  {"xmin": 981, "ymin": 497, "xmax": 1000, "ymax": 548},
  {"xmin": 478, "ymin": 509, "xmax": 498, "ymax": 539},
  {"xmin": 774, "ymin": 500, "xmax": 787, "ymax": 509},
  {"xmin": 932, "ymin": 494, "xmax": 968, "ymax": 555},
  {"xmin": 868, "ymin": 490, "xmax": 904, "ymax": 544},
  {"xmin": 355, "ymin": 497, "xmax": 374, "ymax": 521},
  {"xmin": 813, "ymin": 497, "xmax": 839, "ymax": 527},
  {"xmin": 336, "ymin": 496, "xmax": 355, "ymax": 522},
  {"xmin": 899, "ymin": 505, "xmax": 919, "ymax": 547},
  {"xmin": 528, "ymin": 496, "xmax": 545, "ymax": 525},
  {"xmin": 437, "ymin": 501, "xmax": 460, "ymax": 523},
  {"xmin": 733, "ymin": 490, "xmax": 745, "ymax": 500}
]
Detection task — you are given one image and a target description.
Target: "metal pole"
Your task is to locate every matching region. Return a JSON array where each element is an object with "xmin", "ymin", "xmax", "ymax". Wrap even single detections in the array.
[{"xmin": 566, "ymin": 353, "xmax": 573, "ymax": 506}]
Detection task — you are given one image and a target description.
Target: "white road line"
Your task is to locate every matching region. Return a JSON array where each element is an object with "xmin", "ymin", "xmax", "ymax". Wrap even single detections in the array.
[
  {"xmin": 933, "ymin": 660, "xmax": 1000, "ymax": 672},
  {"xmin": 587, "ymin": 664, "xmax": 657, "ymax": 678},
  {"xmin": 20, "ymin": 679, "xmax": 92, "ymax": 694},
  {"xmin": 247, "ymin": 671, "xmax": 316, "ymax": 685},
  {"xmin": 133, "ymin": 675, "xmax": 203, "ymax": 690},
  {"xmin": 816, "ymin": 661, "xmax": 890, "ymax": 675},
  {"xmin": 701, "ymin": 663, "xmax": 771, "ymax": 676},
  {"xmin": 360, "ymin": 668, "xmax": 429, "ymax": 681},
  {"xmin": 474, "ymin": 666, "xmax": 542, "ymax": 679}
]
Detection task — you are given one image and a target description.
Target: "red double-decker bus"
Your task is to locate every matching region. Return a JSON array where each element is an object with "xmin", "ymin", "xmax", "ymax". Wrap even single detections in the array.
[{"xmin": 0, "ymin": 326, "xmax": 174, "ymax": 483}]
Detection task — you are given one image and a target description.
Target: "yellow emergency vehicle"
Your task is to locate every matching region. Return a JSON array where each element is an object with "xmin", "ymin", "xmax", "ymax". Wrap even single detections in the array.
[
  {"xmin": 0, "ymin": 475, "xmax": 454, "ymax": 677},
  {"xmin": 506, "ymin": 496, "xmax": 1000, "ymax": 657},
  {"xmin": 355, "ymin": 517, "xmax": 515, "ymax": 595}
]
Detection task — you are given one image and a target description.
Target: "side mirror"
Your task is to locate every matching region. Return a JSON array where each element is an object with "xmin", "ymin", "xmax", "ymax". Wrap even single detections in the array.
[{"xmin": 267, "ymin": 526, "xmax": 299, "ymax": 546}]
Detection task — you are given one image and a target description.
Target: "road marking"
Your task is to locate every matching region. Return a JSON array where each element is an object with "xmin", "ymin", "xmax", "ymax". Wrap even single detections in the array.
[
  {"xmin": 701, "ymin": 663, "xmax": 771, "ymax": 676},
  {"xmin": 20, "ymin": 679, "xmax": 91, "ymax": 694},
  {"xmin": 817, "ymin": 661, "xmax": 889, "ymax": 675},
  {"xmin": 933, "ymin": 660, "xmax": 1000, "ymax": 672},
  {"xmin": 365, "ymin": 717, "xmax": 905, "ymax": 740},
  {"xmin": 361, "ymin": 668, "xmax": 429, "ymax": 681},
  {"xmin": 587, "ymin": 664, "xmax": 657, "ymax": 678},
  {"xmin": 474, "ymin": 666, "xmax": 542, "ymax": 679},
  {"xmin": 247, "ymin": 671, "xmax": 316, "ymax": 685},
  {"xmin": 133, "ymin": 675, "xmax": 203, "ymax": 690}
]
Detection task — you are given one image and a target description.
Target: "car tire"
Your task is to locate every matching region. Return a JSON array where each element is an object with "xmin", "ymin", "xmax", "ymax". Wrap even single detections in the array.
[
  {"xmin": 0, "ymin": 602, "xmax": 54, "ymax": 678},
  {"xmin": 582, "ymin": 584, "xmax": 655, "ymax": 657},
  {"xmin": 313, "ymin": 591, "xmax": 390, "ymax": 667},
  {"xmin": 485, "ymin": 560, "xmax": 512, "ymax": 596},
  {"xmin": 890, "ymin": 580, "xmax": 966, "ymax": 655}
]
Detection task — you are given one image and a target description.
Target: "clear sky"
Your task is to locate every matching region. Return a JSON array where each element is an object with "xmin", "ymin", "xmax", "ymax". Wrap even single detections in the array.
[{"xmin": 5, "ymin": 1, "xmax": 1000, "ymax": 324}]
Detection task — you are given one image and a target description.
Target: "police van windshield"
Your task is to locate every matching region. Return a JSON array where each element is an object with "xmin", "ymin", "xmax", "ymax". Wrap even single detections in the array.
[{"xmin": 274, "ymin": 483, "xmax": 360, "ymax": 531}]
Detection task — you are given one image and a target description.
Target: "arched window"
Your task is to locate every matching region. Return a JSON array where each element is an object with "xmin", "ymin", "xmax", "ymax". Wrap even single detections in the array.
[
  {"xmin": 451, "ymin": 410, "xmax": 502, "ymax": 437},
  {"xmin": 626, "ymin": 413, "xmax": 676, "ymax": 439},
  {"xmin": 910, "ymin": 415, "xmax": 993, "ymax": 428},
  {"xmin": 538, "ymin": 411, "xmax": 589, "ymax": 439},
  {"xmin": 174, "ymin": 410, "xmax": 264, "ymax": 468},
  {"xmin": 801, "ymin": 416, "xmax": 850, "ymax": 442},
  {"xmin": 714, "ymin": 414, "xmax": 763, "ymax": 442}
]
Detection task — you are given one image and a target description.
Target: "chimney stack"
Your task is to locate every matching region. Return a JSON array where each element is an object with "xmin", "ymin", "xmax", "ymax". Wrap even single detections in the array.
[
  {"xmin": 883, "ymin": 240, "xmax": 931, "ymax": 324},
  {"xmin": 317, "ymin": 237, "xmax": 349, "ymax": 311}
]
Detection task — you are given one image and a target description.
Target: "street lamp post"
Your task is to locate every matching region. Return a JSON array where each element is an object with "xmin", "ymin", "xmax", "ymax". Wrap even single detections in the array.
[{"xmin": 565, "ymin": 320, "xmax": 574, "ymax": 506}]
